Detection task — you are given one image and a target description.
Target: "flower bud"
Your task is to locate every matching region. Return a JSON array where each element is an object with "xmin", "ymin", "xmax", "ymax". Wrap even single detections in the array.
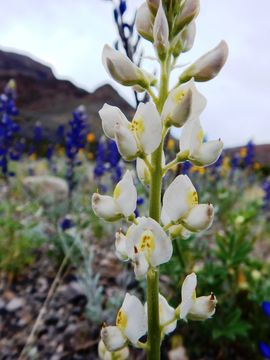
[
  {"xmin": 153, "ymin": 2, "xmax": 169, "ymax": 59},
  {"xmin": 171, "ymin": 21, "xmax": 196, "ymax": 58},
  {"xmin": 102, "ymin": 44, "xmax": 155, "ymax": 87},
  {"xmin": 192, "ymin": 140, "xmax": 224, "ymax": 166},
  {"xmin": 147, "ymin": 0, "xmax": 160, "ymax": 14},
  {"xmin": 174, "ymin": 0, "xmax": 200, "ymax": 35},
  {"xmin": 115, "ymin": 230, "xmax": 129, "ymax": 261},
  {"xmin": 180, "ymin": 20, "xmax": 196, "ymax": 53},
  {"xmin": 183, "ymin": 203, "xmax": 214, "ymax": 232},
  {"xmin": 180, "ymin": 40, "xmax": 229, "ymax": 83},
  {"xmin": 136, "ymin": 3, "xmax": 154, "ymax": 42},
  {"xmin": 136, "ymin": 157, "xmax": 151, "ymax": 186},
  {"xmin": 168, "ymin": 224, "xmax": 191, "ymax": 239}
]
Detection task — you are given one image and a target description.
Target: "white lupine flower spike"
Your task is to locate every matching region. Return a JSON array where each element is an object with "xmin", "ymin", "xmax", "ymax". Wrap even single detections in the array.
[
  {"xmin": 99, "ymin": 101, "xmax": 162, "ymax": 161},
  {"xmin": 92, "ymin": 170, "xmax": 137, "ymax": 221},
  {"xmin": 101, "ymin": 293, "xmax": 147, "ymax": 352},
  {"xmin": 179, "ymin": 273, "xmax": 217, "ymax": 321},
  {"xmin": 125, "ymin": 217, "xmax": 173, "ymax": 279},
  {"xmin": 180, "ymin": 118, "xmax": 223, "ymax": 166}
]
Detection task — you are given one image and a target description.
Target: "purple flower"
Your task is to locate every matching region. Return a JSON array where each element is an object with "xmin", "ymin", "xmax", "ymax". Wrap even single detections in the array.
[{"xmin": 262, "ymin": 301, "xmax": 270, "ymax": 318}]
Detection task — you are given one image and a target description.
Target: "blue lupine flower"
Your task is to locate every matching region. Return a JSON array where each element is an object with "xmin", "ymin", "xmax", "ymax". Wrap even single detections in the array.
[
  {"xmin": 259, "ymin": 342, "xmax": 270, "ymax": 358},
  {"xmin": 119, "ymin": 0, "xmax": 127, "ymax": 15},
  {"xmin": 60, "ymin": 216, "xmax": 74, "ymax": 231},
  {"xmin": 230, "ymin": 154, "xmax": 240, "ymax": 170},
  {"xmin": 181, "ymin": 161, "xmax": 192, "ymax": 174},
  {"xmin": 93, "ymin": 136, "xmax": 122, "ymax": 193},
  {"xmin": 33, "ymin": 121, "xmax": 42, "ymax": 143},
  {"xmin": 137, "ymin": 197, "xmax": 144, "ymax": 206},
  {"xmin": 262, "ymin": 180, "xmax": 270, "ymax": 209},
  {"xmin": 65, "ymin": 105, "xmax": 88, "ymax": 196},
  {"xmin": 0, "ymin": 80, "xmax": 22, "ymax": 178},
  {"xmin": 244, "ymin": 140, "xmax": 254, "ymax": 167},
  {"xmin": 262, "ymin": 301, "xmax": 270, "ymax": 318}
]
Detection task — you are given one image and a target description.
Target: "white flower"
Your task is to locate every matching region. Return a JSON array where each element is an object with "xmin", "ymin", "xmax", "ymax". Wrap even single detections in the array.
[
  {"xmin": 136, "ymin": 2, "xmax": 154, "ymax": 42},
  {"xmin": 92, "ymin": 170, "xmax": 137, "ymax": 221},
  {"xmin": 180, "ymin": 40, "xmax": 229, "ymax": 83},
  {"xmin": 145, "ymin": 294, "xmax": 177, "ymax": 336},
  {"xmin": 153, "ymin": 2, "xmax": 169, "ymax": 57},
  {"xmin": 161, "ymin": 175, "xmax": 214, "ymax": 232},
  {"xmin": 180, "ymin": 118, "xmax": 223, "ymax": 166},
  {"xmin": 125, "ymin": 217, "xmax": 173, "ymax": 279},
  {"xmin": 101, "ymin": 293, "xmax": 147, "ymax": 351},
  {"xmin": 115, "ymin": 230, "xmax": 129, "ymax": 261},
  {"xmin": 161, "ymin": 175, "xmax": 198, "ymax": 226},
  {"xmin": 174, "ymin": 0, "xmax": 200, "ymax": 35},
  {"xmin": 161, "ymin": 79, "xmax": 206, "ymax": 127},
  {"xmin": 102, "ymin": 44, "xmax": 155, "ymax": 87},
  {"xmin": 99, "ymin": 102, "xmax": 162, "ymax": 161},
  {"xmin": 98, "ymin": 339, "xmax": 129, "ymax": 360},
  {"xmin": 179, "ymin": 273, "xmax": 217, "ymax": 321}
]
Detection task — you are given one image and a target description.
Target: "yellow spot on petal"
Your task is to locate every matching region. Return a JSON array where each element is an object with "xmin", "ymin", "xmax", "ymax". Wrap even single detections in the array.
[
  {"xmin": 173, "ymin": 90, "xmax": 186, "ymax": 104},
  {"xmin": 192, "ymin": 291, "xmax": 196, "ymax": 301},
  {"xmin": 116, "ymin": 309, "xmax": 128, "ymax": 330},
  {"xmin": 138, "ymin": 230, "xmax": 155, "ymax": 252},
  {"xmin": 129, "ymin": 117, "xmax": 144, "ymax": 135},
  {"xmin": 113, "ymin": 184, "xmax": 122, "ymax": 199},
  {"xmin": 187, "ymin": 190, "xmax": 198, "ymax": 207}
]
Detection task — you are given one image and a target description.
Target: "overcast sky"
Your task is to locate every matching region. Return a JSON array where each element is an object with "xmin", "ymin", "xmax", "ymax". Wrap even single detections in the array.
[{"xmin": 0, "ymin": 0, "xmax": 270, "ymax": 147}]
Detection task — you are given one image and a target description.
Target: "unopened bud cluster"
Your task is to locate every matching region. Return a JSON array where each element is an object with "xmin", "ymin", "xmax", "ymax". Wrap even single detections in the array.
[{"xmin": 93, "ymin": 0, "xmax": 228, "ymax": 358}]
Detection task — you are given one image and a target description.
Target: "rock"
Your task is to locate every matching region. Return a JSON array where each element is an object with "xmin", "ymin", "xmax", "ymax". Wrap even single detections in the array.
[
  {"xmin": 22, "ymin": 176, "xmax": 69, "ymax": 201},
  {"xmin": 168, "ymin": 346, "xmax": 189, "ymax": 360},
  {"xmin": 6, "ymin": 297, "xmax": 25, "ymax": 312}
]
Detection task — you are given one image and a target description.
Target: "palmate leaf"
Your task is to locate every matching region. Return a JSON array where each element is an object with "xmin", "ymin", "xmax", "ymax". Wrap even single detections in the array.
[{"xmin": 212, "ymin": 309, "xmax": 251, "ymax": 341}]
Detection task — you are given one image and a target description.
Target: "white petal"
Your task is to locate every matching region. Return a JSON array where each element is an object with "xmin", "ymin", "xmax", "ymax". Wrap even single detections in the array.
[
  {"xmin": 115, "ymin": 231, "xmax": 129, "ymax": 261},
  {"xmin": 180, "ymin": 118, "xmax": 203, "ymax": 156},
  {"xmin": 121, "ymin": 293, "xmax": 147, "ymax": 344},
  {"xmin": 133, "ymin": 251, "xmax": 150, "ymax": 279},
  {"xmin": 162, "ymin": 175, "xmax": 198, "ymax": 224},
  {"xmin": 159, "ymin": 294, "xmax": 177, "ymax": 334},
  {"xmin": 92, "ymin": 193, "xmax": 121, "ymax": 221},
  {"xmin": 183, "ymin": 204, "xmax": 214, "ymax": 232},
  {"xmin": 188, "ymin": 294, "xmax": 217, "ymax": 321},
  {"xmin": 99, "ymin": 103, "xmax": 129, "ymax": 139},
  {"xmin": 153, "ymin": 2, "xmax": 169, "ymax": 50},
  {"xmin": 114, "ymin": 170, "xmax": 137, "ymax": 217},
  {"xmin": 180, "ymin": 272, "xmax": 197, "ymax": 319},
  {"xmin": 114, "ymin": 123, "xmax": 138, "ymax": 160},
  {"xmin": 192, "ymin": 140, "xmax": 223, "ymax": 166},
  {"xmin": 136, "ymin": 3, "xmax": 154, "ymax": 42},
  {"xmin": 136, "ymin": 157, "xmax": 151, "ymax": 186},
  {"xmin": 181, "ymin": 21, "xmax": 196, "ymax": 53},
  {"xmin": 98, "ymin": 340, "xmax": 107, "ymax": 359},
  {"xmin": 134, "ymin": 102, "xmax": 162, "ymax": 154},
  {"xmin": 101, "ymin": 326, "xmax": 126, "ymax": 352}
]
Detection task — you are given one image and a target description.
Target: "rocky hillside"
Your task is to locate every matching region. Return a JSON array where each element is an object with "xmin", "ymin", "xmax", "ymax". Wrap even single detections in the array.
[{"xmin": 0, "ymin": 49, "xmax": 134, "ymax": 140}]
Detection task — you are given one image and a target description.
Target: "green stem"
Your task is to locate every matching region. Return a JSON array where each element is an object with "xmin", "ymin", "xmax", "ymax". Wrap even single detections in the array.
[{"xmin": 147, "ymin": 56, "xmax": 170, "ymax": 360}]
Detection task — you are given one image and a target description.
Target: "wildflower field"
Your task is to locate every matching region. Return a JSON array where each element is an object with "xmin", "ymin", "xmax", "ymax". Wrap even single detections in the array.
[{"xmin": 1, "ymin": 1, "xmax": 270, "ymax": 360}]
